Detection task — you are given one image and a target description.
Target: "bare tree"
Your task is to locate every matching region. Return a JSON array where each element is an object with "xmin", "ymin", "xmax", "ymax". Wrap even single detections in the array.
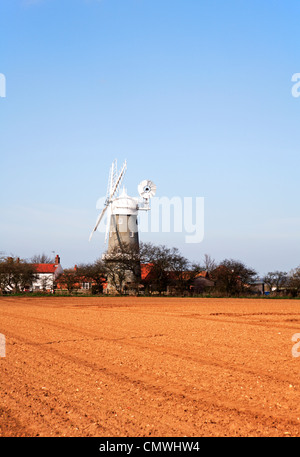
[
  {"xmin": 0, "ymin": 256, "xmax": 38, "ymax": 293},
  {"xmin": 30, "ymin": 253, "xmax": 55, "ymax": 264},
  {"xmin": 203, "ymin": 254, "xmax": 216, "ymax": 273},
  {"xmin": 211, "ymin": 259, "xmax": 257, "ymax": 296},
  {"xmin": 168, "ymin": 250, "xmax": 190, "ymax": 295},
  {"xmin": 104, "ymin": 261, "xmax": 127, "ymax": 294},
  {"xmin": 288, "ymin": 267, "xmax": 300, "ymax": 297},
  {"xmin": 0, "ymin": 257, "xmax": 10, "ymax": 293},
  {"xmin": 139, "ymin": 242, "xmax": 190, "ymax": 295},
  {"xmin": 76, "ymin": 260, "xmax": 107, "ymax": 294},
  {"xmin": 102, "ymin": 243, "xmax": 142, "ymax": 294},
  {"xmin": 262, "ymin": 271, "xmax": 288, "ymax": 294}
]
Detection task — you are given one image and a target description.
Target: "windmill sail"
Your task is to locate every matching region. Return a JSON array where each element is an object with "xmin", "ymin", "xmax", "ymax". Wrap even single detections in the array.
[
  {"xmin": 109, "ymin": 160, "xmax": 127, "ymax": 200},
  {"xmin": 89, "ymin": 159, "xmax": 127, "ymax": 242},
  {"xmin": 89, "ymin": 205, "xmax": 108, "ymax": 241}
]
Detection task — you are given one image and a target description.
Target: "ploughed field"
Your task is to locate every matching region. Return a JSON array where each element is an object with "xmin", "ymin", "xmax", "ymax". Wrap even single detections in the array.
[{"xmin": 1, "ymin": 296, "xmax": 300, "ymax": 437}]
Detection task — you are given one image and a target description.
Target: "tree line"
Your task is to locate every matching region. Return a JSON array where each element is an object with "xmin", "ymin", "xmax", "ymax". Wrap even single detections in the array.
[{"xmin": 1, "ymin": 245, "xmax": 300, "ymax": 296}]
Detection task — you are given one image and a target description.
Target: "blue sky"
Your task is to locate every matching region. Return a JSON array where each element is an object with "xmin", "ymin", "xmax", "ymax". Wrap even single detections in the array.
[{"xmin": 1, "ymin": 0, "xmax": 300, "ymax": 275}]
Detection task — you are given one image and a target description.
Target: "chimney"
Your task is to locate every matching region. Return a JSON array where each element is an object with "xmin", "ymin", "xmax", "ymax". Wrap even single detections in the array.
[{"xmin": 55, "ymin": 255, "xmax": 60, "ymax": 265}]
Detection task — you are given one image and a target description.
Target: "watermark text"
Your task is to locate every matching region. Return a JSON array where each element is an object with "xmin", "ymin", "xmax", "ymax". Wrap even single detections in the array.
[
  {"xmin": 292, "ymin": 333, "xmax": 300, "ymax": 357},
  {"xmin": 291, "ymin": 73, "xmax": 300, "ymax": 98},
  {"xmin": 94, "ymin": 196, "xmax": 204, "ymax": 244},
  {"xmin": 0, "ymin": 334, "xmax": 5, "ymax": 357},
  {"xmin": 0, "ymin": 73, "xmax": 6, "ymax": 98}
]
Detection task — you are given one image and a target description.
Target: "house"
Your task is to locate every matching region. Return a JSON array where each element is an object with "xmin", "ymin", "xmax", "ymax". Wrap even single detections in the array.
[
  {"xmin": 32, "ymin": 255, "xmax": 63, "ymax": 292},
  {"xmin": 141, "ymin": 263, "xmax": 155, "ymax": 283},
  {"xmin": 192, "ymin": 271, "xmax": 215, "ymax": 294},
  {"xmin": 249, "ymin": 278, "xmax": 265, "ymax": 295},
  {"xmin": 140, "ymin": 264, "xmax": 214, "ymax": 295},
  {"xmin": 55, "ymin": 264, "xmax": 107, "ymax": 294}
]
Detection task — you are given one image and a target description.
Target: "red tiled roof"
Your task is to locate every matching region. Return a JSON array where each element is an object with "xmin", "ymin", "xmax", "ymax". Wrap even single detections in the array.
[
  {"xmin": 33, "ymin": 264, "xmax": 58, "ymax": 274},
  {"xmin": 140, "ymin": 263, "xmax": 154, "ymax": 281},
  {"xmin": 195, "ymin": 271, "xmax": 209, "ymax": 278}
]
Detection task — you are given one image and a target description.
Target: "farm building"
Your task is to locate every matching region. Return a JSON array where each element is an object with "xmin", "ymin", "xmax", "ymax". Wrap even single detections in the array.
[{"xmin": 32, "ymin": 255, "xmax": 64, "ymax": 292}]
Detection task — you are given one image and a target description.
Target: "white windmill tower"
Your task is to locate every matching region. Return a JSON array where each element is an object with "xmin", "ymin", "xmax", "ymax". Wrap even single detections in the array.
[{"xmin": 89, "ymin": 159, "xmax": 156, "ymax": 289}]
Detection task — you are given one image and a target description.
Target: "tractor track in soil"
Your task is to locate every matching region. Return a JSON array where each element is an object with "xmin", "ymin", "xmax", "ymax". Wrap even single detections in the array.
[{"xmin": 1, "ymin": 297, "xmax": 300, "ymax": 437}]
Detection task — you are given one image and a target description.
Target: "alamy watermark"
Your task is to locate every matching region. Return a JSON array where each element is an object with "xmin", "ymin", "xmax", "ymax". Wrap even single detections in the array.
[
  {"xmin": 291, "ymin": 73, "xmax": 300, "ymax": 98},
  {"xmin": 0, "ymin": 73, "xmax": 6, "ymax": 98},
  {"xmin": 0, "ymin": 333, "xmax": 5, "ymax": 357},
  {"xmin": 95, "ymin": 196, "xmax": 204, "ymax": 244},
  {"xmin": 292, "ymin": 333, "xmax": 300, "ymax": 357}
]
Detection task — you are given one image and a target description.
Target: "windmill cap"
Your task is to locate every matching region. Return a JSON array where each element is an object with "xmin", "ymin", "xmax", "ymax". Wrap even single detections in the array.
[{"xmin": 111, "ymin": 192, "xmax": 138, "ymax": 215}]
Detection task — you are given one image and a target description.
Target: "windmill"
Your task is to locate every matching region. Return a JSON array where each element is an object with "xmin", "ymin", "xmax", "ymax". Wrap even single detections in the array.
[{"xmin": 89, "ymin": 159, "xmax": 156, "ymax": 290}]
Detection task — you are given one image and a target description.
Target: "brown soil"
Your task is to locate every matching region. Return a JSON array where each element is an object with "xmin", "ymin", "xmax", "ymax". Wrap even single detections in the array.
[{"xmin": 0, "ymin": 296, "xmax": 300, "ymax": 437}]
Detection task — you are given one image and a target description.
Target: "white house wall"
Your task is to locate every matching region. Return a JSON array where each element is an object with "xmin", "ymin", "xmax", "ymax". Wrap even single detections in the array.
[{"xmin": 32, "ymin": 273, "xmax": 54, "ymax": 291}]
